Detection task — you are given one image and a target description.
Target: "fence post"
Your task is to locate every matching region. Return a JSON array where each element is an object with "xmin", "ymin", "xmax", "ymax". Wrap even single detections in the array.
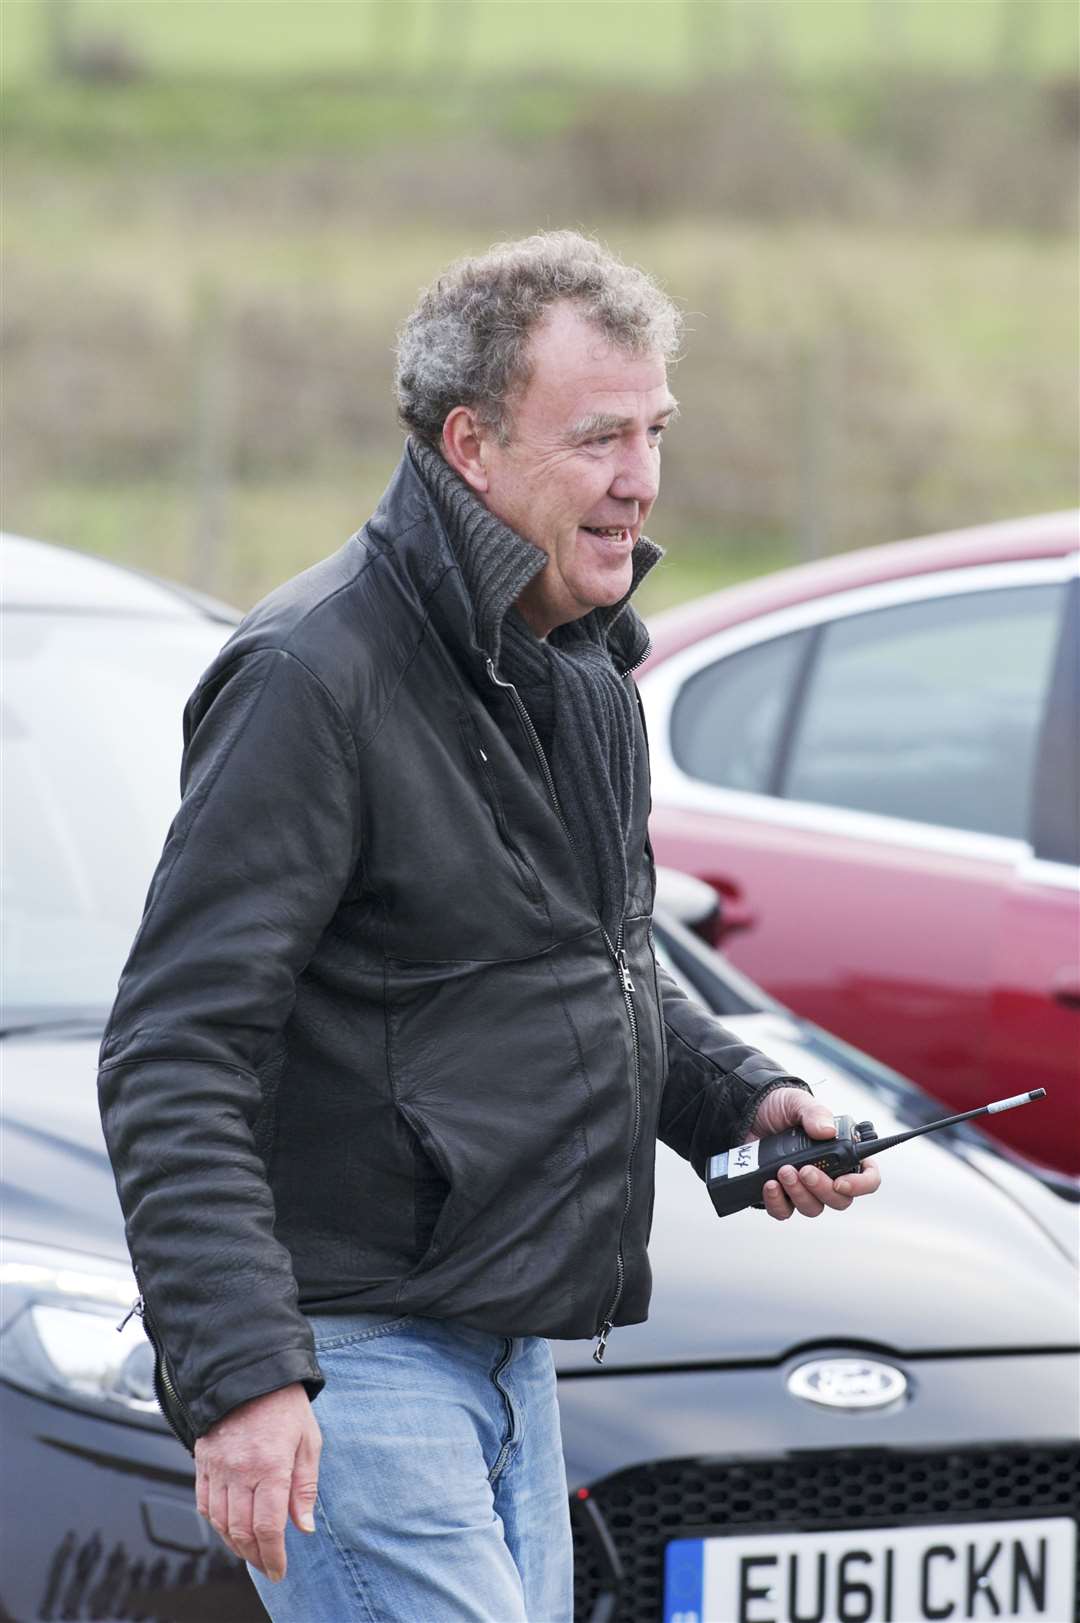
[
  {"xmin": 795, "ymin": 335, "xmax": 834, "ymax": 562},
  {"xmin": 871, "ymin": 0, "xmax": 909, "ymax": 75},
  {"xmin": 188, "ymin": 279, "xmax": 232, "ymax": 596},
  {"xmin": 996, "ymin": 0, "xmax": 1035, "ymax": 81},
  {"xmin": 44, "ymin": 0, "xmax": 76, "ymax": 78},
  {"xmin": 430, "ymin": 0, "xmax": 473, "ymax": 81},
  {"xmin": 371, "ymin": 0, "xmax": 415, "ymax": 79},
  {"xmin": 685, "ymin": 0, "xmax": 729, "ymax": 80}
]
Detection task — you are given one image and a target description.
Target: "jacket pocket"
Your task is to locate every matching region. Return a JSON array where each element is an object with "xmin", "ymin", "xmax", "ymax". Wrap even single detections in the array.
[
  {"xmin": 396, "ymin": 1103, "xmax": 451, "ymax": 1265},
  {"xmin": 386, "ymin": 950, "xmax": 613, "ymax": 1328}
]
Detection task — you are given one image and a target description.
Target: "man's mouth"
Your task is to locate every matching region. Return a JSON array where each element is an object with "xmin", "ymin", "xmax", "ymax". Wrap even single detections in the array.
[{"xmin": 581, "ymin": 526, "xmax": 633, "ymax": 541}]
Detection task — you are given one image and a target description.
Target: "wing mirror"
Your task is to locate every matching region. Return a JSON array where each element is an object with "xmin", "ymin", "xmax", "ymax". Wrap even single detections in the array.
[{"xmin": 654, "ymin": 867, "xmax": 723, "ymax": 946}]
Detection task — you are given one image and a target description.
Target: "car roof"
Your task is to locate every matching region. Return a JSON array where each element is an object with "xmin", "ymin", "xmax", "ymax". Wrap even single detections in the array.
[
  {"xmin": 1, "ymin": 533, "xmax": 238, "ymax": 621},
  {"xmin": 645, "ymin": 511, "xmax": 1080, "ymax": 668}
]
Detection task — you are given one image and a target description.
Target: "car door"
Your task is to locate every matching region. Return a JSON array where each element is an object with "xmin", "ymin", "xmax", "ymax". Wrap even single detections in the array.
[
  {"xmin": 643, "ymin": 555, "xmax": 1076, "ymax": 1168},
  {"xmin": 985, "ymin": 577, "xmax": 1080, "ymax": 1172}
]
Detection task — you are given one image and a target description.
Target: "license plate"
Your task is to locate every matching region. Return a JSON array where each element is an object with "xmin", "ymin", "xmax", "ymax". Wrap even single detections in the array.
[{"xmin": 663, "ymin": 1516, "xmax": 1076, "ymax": 1622}]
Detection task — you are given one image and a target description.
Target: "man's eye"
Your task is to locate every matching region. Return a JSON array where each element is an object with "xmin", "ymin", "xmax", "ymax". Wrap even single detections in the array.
[
  {"xmin": 590, "ymin": 435, "xmax": 615, "ymax": 448},
  {"xmin": 649, "ymin": 424, "xmax": 667, "ymax": 440}
]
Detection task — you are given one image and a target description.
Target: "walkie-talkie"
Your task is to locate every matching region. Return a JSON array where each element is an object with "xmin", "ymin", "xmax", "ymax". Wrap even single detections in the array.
[{"xmin": 705, "ymin": 1089, "xmax": 1047, "ymax": 1218}]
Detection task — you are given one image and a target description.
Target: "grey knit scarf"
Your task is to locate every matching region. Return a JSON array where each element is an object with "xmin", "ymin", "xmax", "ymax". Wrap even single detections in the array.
[{"xmin": 411, "ymin": 439, "xmax": 662, "ymax": 939}]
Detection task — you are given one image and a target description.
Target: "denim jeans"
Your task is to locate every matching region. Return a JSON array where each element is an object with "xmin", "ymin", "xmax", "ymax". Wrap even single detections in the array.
[{"xmin": 248, "ymin": 1311, "xmax": 574, "ymax": 1622}]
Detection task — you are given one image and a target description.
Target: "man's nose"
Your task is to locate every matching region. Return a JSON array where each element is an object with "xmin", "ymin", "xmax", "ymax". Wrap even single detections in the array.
[{"xmin": 609, "ymin": 433, "xmax": 660, "ymax": 509}]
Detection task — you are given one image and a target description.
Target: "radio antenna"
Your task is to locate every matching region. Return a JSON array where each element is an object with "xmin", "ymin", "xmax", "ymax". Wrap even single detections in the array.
[{"xmin": 853, "ymin": 1088, "xmax": 1046, "ymax": 1163}]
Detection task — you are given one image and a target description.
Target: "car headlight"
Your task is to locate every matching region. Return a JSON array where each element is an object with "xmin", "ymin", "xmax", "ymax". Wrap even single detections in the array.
[{"xmin": 0, "ymin": 1236, "xmax": 160, "ymax": 1424}]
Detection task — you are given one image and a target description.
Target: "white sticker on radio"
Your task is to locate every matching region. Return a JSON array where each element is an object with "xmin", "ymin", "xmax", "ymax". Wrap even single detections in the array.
[{"xmin": 728, "ymin": 1140, "xmax": 759, "ymax": 1177}]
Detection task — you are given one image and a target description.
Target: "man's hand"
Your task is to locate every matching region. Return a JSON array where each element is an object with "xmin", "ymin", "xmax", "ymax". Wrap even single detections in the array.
[
  {"xmin": 195, "ymin": 1382, "xmax": 321, "ymax": 1582},
  {"xmin": 747, "ymin": 1087, "xmax": 881, "ymax": 1222}
]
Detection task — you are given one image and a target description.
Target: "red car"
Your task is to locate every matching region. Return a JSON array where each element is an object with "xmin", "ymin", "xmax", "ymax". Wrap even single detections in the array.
[{"xmin": 640, "ymin": 513, "xmax": 1079, "ymax": 1175}]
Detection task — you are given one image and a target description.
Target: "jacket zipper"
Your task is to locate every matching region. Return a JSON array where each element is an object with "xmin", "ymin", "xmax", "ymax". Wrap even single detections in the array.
[
  {"xmin": 118, "ymin": 1288, "xmax": 198, "ymax": 1453},
  {"xmin": 486, "ymin": 654, "xmax": 646, "ymax": 1365}
]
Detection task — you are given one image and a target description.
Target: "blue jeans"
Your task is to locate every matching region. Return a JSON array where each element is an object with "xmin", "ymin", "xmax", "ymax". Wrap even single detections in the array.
[{"xmin": 248, "ymin": 1312, "xmax": 574, "ymax": 1622}]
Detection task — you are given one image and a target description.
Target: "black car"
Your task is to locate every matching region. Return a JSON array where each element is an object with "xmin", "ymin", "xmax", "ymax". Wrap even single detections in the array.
[{"xmin": 2, "ymin": 536, "xmax": 1077, "ymax": 1623}]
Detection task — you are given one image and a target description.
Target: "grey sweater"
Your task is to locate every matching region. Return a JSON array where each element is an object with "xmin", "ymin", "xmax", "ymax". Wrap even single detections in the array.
[{"xmin": 412, "ymin": 438, "xmax": 661, "ymax": 938}]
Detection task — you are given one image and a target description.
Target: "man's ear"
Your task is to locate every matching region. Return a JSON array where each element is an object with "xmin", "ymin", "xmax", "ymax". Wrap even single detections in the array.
[{"xmin": 441, "ymin": 407, "xmax": 490, "ymax": 494}]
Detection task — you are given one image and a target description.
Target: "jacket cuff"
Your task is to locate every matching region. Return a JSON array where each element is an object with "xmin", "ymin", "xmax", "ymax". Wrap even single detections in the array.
[
  {"xmin": 189, "ymin": 1345, "xmax": 325, "ymax": 1438},
  {"xmin": 732, "ymin": 1072, "xmax": 814, "ymax": 1149}
]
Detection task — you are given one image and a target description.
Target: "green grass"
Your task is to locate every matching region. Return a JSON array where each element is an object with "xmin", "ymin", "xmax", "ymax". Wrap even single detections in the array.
[
  {"xmin": 3, "ymin": 0, "xmax": 1076, "ymax": 90},
  {"xmin": 8, "ymin": 462, "xmax": 796, "ymax": 613},
  {"xmin": 635, "ymin": 532, "xmax": 801, "ymax": 615},
  {"xmin": 5, "ymin": 1, "xmax": 1076, "ymax": 174},
  {"xmin": 3, "ymin": 3, "xmax": 1075, "ymax": 611},
  {"xmin": 0, "ymin": 75, "xmax": 595, "ymax": 162},
  {"xmin": 5, "ymin": 214, "xmax": 1075, "ymax": 612}
]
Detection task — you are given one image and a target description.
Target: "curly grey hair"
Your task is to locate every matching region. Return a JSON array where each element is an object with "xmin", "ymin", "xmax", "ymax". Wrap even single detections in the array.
[{"xmin": 395, "ymin": 231, "xmax": 683, "ymax": 447}]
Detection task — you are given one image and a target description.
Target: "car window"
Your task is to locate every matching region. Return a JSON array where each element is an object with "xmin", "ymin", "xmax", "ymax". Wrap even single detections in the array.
[
  {"xmin": 2, "ymin": 611, "xmax": 228, "ymax": 1015},
  {"xmin": 670, "ymin": 630, "xmax": 809, "ymax": 792},
  {"xmin": 783, "ymin": 584, "xmax": 1064, "ymax": 839}
]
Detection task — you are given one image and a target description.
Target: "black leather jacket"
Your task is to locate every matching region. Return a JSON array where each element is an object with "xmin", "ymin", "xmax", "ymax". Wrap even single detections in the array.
[{"xmin": 98, "ymin": 447, "xmax": 804, "ymax": 1440}]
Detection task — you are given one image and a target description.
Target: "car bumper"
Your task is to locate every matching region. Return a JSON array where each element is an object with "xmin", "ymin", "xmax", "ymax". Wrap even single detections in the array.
[
  {"xmin": 557, "ymin": 1351, "xmax": 1080, "ymax": 1623},
  {"xmin": 5, "ymin": 1349, "xmax": 1076, "ymax": 1623},
  {"xmin": 0, "ymin": 1381, "xmax": 263, "ymax": 1623}
]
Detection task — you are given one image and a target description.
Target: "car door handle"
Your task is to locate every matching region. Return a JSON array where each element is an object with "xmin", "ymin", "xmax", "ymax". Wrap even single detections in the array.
[
  {"xmin": 1051, "ymin": 969, "xmax": 1080, "ymax": 1010},
  {"xmin": 705, "ymin": 877, "xmax": 757, "ymax": 941}
]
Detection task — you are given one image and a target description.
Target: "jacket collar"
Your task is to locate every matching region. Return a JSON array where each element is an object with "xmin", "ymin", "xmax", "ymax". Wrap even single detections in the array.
[{"xmin": 363, "ymin": 440, "xmax": 660, "ymax": 680}]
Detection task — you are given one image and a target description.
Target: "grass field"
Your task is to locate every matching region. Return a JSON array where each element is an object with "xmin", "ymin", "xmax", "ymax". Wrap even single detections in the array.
[
  {"xmin": 6, "ymin": 209, "xmax": 1075, "ymax": 612},
  {"xmin": 3, "ymin": 0, "xmax": 1076, "ymax": 610},
  {"xmin": 2, "ymin": 0, "xmax": 1077, "ymax": 88}
]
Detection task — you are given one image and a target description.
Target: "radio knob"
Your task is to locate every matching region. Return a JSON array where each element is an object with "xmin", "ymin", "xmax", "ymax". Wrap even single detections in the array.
[{"xmin": 854, "ymin": 1121, "xmax": 877, "ymax": 1142}]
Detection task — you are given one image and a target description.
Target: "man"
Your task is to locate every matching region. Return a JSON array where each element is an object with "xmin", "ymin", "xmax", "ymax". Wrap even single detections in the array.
[{"xmin": 99, "ymin": 232, "xmax": 880, "ymax": 1622}]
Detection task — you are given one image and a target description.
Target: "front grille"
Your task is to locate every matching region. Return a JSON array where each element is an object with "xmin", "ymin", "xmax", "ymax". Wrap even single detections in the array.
[{"xmin": 571, "ymin": 1444, "xmax": 1080, "ymax": 1622}]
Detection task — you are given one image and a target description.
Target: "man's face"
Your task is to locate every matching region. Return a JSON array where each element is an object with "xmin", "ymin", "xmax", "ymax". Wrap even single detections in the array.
[{"xmin": 476, "ymin": 302, "xmax": 676, "ymax": 637}]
